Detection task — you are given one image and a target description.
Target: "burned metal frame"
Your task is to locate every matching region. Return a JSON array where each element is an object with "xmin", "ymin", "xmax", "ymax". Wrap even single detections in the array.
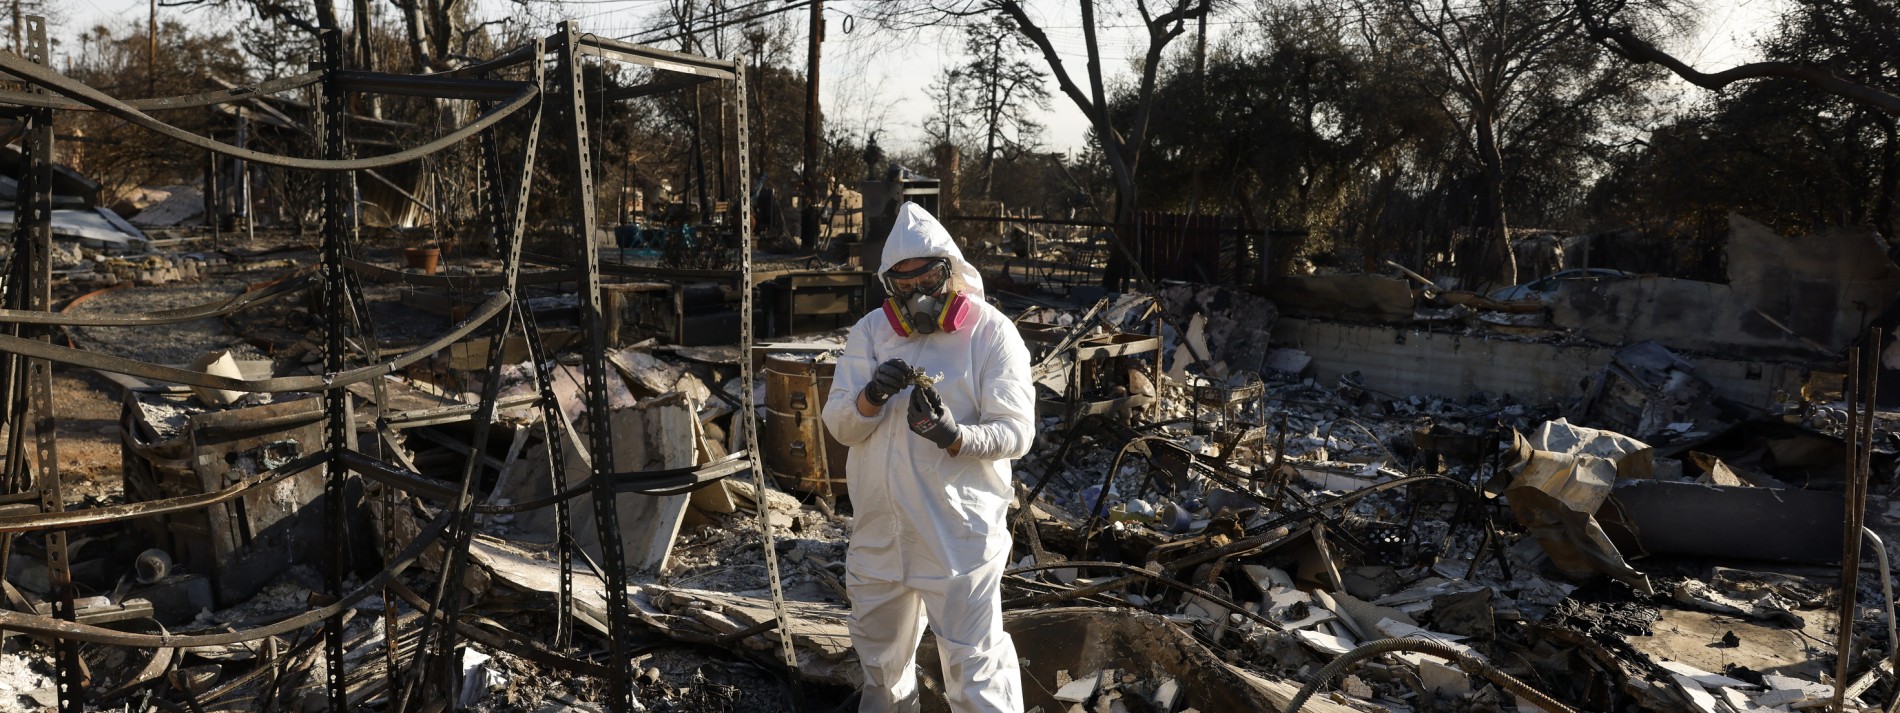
[
  {"xmin": 3, "ymin": 17, "xmax": 82, "ymax": 713},
  {"xmin": 0, "ymin": 18, "xmax": 763, "ymax": 713}
]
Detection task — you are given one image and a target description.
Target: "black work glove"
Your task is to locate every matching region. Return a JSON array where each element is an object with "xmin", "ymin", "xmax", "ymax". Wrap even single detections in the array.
[
  {"xmin": 907, "ymin": 385, "xmax": 962, "ymax": 449},
  {"xmin": 862, "ymin": 358, "xmax": 912, "ymax": 407}
]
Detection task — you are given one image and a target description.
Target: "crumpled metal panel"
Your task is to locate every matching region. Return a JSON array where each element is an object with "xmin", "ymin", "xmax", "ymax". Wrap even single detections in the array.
[{"xmin": 1503, "ymin": 419, "xmax": 1654, "ymax": 593}]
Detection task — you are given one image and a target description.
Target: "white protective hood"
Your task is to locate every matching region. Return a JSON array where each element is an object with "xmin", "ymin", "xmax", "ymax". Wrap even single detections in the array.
[{"xmin": 880, "ymin": 202, "xmax": 984, "ymax": 299}]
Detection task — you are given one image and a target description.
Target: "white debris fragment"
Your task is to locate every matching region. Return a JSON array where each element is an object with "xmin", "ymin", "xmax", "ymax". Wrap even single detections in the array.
[
  {"xmin": 1055, "ymin": 673, "xmax": 1100, "ymax": 703},
  {"xmin": 1418, "ymin": 659, "xmax": 1470, "ymax": 696}
]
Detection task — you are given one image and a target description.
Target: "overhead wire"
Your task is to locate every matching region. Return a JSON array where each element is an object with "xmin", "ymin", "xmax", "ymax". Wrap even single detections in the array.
[{"xmin": 617, "ymin": 0, "xmax": 815, "ymax": 45}]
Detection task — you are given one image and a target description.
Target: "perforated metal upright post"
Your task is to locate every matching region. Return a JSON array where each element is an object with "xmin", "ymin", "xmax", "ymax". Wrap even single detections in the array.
[
  {"xmin": 557, "ymin": 22, "xmax": 641, "ymax": 712},
  {"xmin": 489, "ymin": 45, "xmax": 576, "ymax": 651},
  {"xmin": 429, "ymin": 38, "xmax": 545, "ymax": 699},
  {"xmin": 475, "ymin": 46, "xmax": 570, "ymax": 654},
  {"xmin": 733, "ymin": 57, "xmax": 800, "ymax": 673},
  {"xmin": 17, "ymin": 17, "xmax": 81, "ymax": 713},
  {"xmin": 316, "ymin": 29, "xmax": 351, "ymax": 713}
]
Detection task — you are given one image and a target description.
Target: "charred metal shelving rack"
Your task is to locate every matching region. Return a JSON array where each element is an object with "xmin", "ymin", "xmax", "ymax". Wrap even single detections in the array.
[{"xmin": 0, "ymin": 18, "xmax": 790, "ymax": 713}]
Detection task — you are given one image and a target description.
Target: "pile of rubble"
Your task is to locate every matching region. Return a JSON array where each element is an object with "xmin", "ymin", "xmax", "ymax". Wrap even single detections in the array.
[
  {"xmin": 1, "ymin": 220, "xmax": 1894, "ymax": 713},
  {"xmin": 0, "ymin": 22, "xmax": 1892, "ymax": 707},
  {"xmin": 428, "ymin": 279, "xmax": 1883, "ymax": 713}
]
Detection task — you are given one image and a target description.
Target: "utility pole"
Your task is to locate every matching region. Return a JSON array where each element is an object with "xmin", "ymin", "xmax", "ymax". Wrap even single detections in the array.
[
  {"xmin": 352, "ymin": 0, "xmax": 373, "ymax": 70},
  {"xmin": 799, "ymin": 0, "xmax": 823, "ymax": 250},
  {"xmin": 148, "ymin": 0, "xmax": 157, "ymax": 96},
  {"xmin": 1186, "ymin": 7, "xmax": 1207, "ymax": 215},
  {"xmin": 1194, "ymin": 8, "xmax": 1206, "ymax": 80}
]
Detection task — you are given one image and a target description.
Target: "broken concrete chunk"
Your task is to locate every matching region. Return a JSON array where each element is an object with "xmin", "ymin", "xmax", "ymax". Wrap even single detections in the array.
[
  {"xmin": 1418, "ymin": 659, "xmax": 1470, "ymax": 696},
  {"xmin": 1340, "ymin": 674, "xmax": 1373, "ymax": 698},
  {"xmin": 1265, "ymin": 348, "xmax": 1312, "ymax": 378},
  {"xmin": 1757, "ymin": 674, "xmax": 1831, "ymax": 704},
  {"xmin": 1670, "ymin": 673, "xmax": 1724, "ymax": 713},
  {"xmin": 1715, "ymin": 686, "xmax": 1770, "ymax": 713},
  {"xmin": 1340, "ymin": 566, "xmax": 1402, "ymax": 600},
  {"xmin": 189, "ymin": 350, "xmax": 245, "ymax": 407},
  {"xmin": 1054, "ymin": 673, "xmax": 1101, "ymax": 703},
  {"xmin": 1153, "ymin": 678, "xmax": 1181, "ymax": 709},
  {"xmin": 1429, "ymin": 588, "xmax": 1495, "ymax": 640},
  {"xmin": 1751, "ymin": 688, "xmax": 1808, "ymax": 707}
]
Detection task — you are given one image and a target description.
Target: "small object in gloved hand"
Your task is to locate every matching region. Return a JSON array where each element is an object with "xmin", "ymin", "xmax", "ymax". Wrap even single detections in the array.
[
  {"xmin": 909, "ymin": 368, "xmax": 944, "ymax": 388},
  {"xmin": 863, "ymin": 358, "xmax": 913, "ymax": 406},
  {"xmin": 907, "ymin": 385, "xmax": 962, "ymax": 449}
]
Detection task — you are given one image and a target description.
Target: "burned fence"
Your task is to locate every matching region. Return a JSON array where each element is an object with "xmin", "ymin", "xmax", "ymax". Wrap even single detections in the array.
[{"xmin": 0, "ymin": 19, "xmax": 781, "ymax": 713}]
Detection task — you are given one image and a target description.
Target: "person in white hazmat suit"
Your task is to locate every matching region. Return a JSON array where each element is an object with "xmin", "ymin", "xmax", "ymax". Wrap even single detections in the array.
[{"xmin": 821, "ymin": 202, "xmax": 1033, "ymax": 713}]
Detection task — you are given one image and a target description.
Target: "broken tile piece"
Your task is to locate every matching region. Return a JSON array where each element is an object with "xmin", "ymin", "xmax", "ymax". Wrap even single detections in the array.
[
  {"xmin": 1760, "ymin": 673, "xmax": 1831, "ymax": 699},
  {"xmin": 1670, "ymin": 674, "xmax": 1723, "ymax": 713},
  {"xmin": 1294, "ymin": 630, "xmax": 1357, "ymax": 656},
  {"xmin": 1656, "ymin": 660, "xmax": 1759, "ymax": 689}
]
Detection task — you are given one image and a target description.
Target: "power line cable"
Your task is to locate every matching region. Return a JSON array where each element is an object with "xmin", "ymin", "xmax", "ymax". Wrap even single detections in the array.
[{"xmin": 616, "ymin": 0, "xmax": 812, "ymax": 45}]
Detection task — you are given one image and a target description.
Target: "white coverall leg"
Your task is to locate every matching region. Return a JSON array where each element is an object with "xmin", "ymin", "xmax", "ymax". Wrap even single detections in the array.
[
  {"xmin": 847, "ymin": 532, "xmax": 1020, "ymax": 712},
  {"xmin": 822, "ymin": 202, "xmax": 1035, "ymax": 713}
]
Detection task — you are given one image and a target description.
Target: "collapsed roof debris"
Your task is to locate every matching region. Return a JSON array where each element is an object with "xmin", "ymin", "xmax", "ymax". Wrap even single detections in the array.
[{"xmin": 0, "ymin": 10, "xmax": 1897, "ymax": 713}]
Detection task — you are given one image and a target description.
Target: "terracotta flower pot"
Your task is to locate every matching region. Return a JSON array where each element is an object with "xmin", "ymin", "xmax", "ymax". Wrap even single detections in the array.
[{"xmin": 404, "ymin": 247, "xmax": 440, "ymax": 275}]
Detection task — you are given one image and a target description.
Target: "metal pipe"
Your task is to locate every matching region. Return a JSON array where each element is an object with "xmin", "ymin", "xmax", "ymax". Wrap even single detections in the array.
[
  {"xmin": 1865, "ymin": 527, "xmax": 1897, "ymax": 672},
  {"xmin": 133, "ymin": 549, "xmax": 171, "ymax": 584},
  {"xmin": 1838, "ymin": 338, "xmax": 1876, "ymax": 713}
]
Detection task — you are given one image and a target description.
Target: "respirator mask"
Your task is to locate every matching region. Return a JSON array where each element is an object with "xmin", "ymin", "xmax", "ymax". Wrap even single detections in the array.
[{"xmin": 879, "ymin": 257, "xmax": 970, "ymax": 336}]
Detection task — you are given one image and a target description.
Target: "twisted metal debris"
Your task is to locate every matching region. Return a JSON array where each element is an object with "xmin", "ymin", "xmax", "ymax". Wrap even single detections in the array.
[{"xmin": 0, "ymin": 18, "xmax": 778, "ymax": 713}]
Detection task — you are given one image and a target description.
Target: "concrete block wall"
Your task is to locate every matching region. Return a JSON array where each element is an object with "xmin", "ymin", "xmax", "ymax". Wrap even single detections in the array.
[{"xmin": 1270, "ymin": 319, "xmax": 1807, "ymax": 409}]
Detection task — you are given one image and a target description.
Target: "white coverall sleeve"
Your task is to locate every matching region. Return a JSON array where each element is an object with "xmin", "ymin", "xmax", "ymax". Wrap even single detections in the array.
[
  {"xmin": 822, "ymin": 321, "xmax": 883, "ymax": 447},
  {"xmin": 952, "ymin": 322, "xmax": 1035, "ymax": 461}
]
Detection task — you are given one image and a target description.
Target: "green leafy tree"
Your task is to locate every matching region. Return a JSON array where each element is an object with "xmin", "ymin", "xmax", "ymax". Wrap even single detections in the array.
[{"xmin": 1585, "ymin": 0, "xmax": 1900, "ymax": 239}]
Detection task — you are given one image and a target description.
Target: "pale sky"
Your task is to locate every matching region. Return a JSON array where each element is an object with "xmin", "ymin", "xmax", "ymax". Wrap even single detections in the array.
[{"xmin": 53, "ymin": 0, "xmax": 1783, "ymax": 156}]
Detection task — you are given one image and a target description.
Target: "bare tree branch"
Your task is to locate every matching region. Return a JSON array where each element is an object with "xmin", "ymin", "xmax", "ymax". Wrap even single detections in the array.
[{"xmin": 1583, "ymin": 2, "xmax": 1900, "ymax": 115}]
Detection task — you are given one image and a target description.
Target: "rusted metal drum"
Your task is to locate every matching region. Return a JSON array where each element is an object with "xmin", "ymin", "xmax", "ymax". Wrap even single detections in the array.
[{"xmin": 763, "ymin": 353, "xmax": 850, "ymax": 498}]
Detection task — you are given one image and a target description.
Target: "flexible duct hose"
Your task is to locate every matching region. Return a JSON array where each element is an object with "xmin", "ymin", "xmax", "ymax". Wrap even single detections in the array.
[{"xmin": 1285, "ymin": 638, "xmax": 1577, "ymax": 713}]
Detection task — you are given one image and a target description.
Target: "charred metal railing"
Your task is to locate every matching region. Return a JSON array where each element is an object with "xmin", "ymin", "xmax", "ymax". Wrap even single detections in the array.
[{"xmin": 0, "ymin": 17, "xmax": 774, "ymax": 713}]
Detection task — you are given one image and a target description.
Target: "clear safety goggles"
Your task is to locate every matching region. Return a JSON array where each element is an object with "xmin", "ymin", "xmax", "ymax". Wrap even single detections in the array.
[{"xmin": 883, "ymin": 258, "xmax": 951, "ymax": 297}]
